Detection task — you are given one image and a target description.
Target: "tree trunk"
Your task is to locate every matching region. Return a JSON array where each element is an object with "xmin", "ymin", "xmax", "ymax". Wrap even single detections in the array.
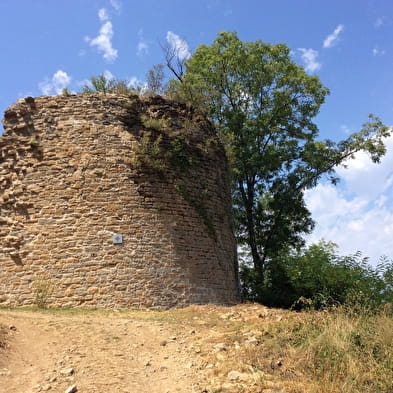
[{"xmin": 238, "ymin": 180, "xmax": 265, "ymax": 283}]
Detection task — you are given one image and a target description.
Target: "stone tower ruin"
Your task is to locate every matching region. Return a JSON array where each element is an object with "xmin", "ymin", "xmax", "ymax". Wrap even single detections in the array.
[{"xmin": 0, "ymin": 94, "xmax": 240, "ymax": 308}]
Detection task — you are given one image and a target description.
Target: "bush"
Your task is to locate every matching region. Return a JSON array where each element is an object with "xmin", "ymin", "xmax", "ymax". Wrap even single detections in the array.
[
  {"xmin": 240, "ymin": 240, "xmax": 393, "ymax": 312},
  {"xmin": 32, "ymin": 275, "xmax": 55, "ymax": 308},
  {"xmin": 82, "ymin": 74, "xmax": 141, "ymax": 95}
]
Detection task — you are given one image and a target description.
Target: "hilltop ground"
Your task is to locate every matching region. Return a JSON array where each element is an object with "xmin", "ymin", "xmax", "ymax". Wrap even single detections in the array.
[{"xmin": 0, "ymin": 304, "xmax": 392, "ymax": 393}]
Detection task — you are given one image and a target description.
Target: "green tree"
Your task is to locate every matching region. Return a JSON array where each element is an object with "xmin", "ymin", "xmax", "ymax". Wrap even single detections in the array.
[
  {"xmin": 82, "ymin": 74, "xmax": 115, "ymax": 94},
  {"xmin": 168, "ymin": 31, "xmax": 390, "ymax": 289},
  {"xmin": 82, "ymin": 74, "xmax": 139, "ymax": 95}
]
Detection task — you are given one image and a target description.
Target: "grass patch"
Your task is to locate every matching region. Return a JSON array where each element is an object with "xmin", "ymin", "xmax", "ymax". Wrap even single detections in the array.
[{"xmin": 203, "ymin": 306, "xmax": 393, "ymax": 393}]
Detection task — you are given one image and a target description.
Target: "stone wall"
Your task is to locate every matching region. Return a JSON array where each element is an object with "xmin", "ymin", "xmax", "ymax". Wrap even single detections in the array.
[{"xmin": 0, "ymin": 93, "xmax": 240, "ymax": 308}]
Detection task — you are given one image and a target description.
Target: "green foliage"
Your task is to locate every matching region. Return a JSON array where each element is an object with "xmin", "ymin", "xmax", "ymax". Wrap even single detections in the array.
[
  {"xmin": 168, "ymin": 31, "xmax": 390, "ymax": 292},
  {"xmin": 82, "ymin": 73, "xmax": 140, "ymax": 95},
  {"xmin": 134, "ymin": 132, "xmax": 166, "ymax": 172},
  {"xmin": 241, "ymin": 240, "xmax": 393, "ymax": 311},
  {"xmin": 168, "ymin": 135, "xmax": 201, "ymax": 171},
  {"xmin": 140, "ymin": 115, "xmax": 169, "ymax": 131},
  {"xmin": 134, "ymin": 131, "xmax": 194, "ymax": 173},
  {"xmin": 29, "ymin": 138, "xmax": 39, "ymax": 147},
  {"xmin": 82, "ymin": 74, "xmax": 113, "ymax": 94},
  {"xmin": 135, "ymin": 115, "xmax": 205, "ymax": 174}
]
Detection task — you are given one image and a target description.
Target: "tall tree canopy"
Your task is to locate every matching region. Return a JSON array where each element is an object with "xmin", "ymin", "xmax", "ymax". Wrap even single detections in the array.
[{"xmin": 166, "ymin": 31, "xmax": 390, "ymax": 293}]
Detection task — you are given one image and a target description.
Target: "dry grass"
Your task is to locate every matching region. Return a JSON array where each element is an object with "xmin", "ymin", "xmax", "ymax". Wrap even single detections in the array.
[
  {"xmin": 0, "ymin": 323, "xmax": 7, "ymax": 349},
  {"xmin": 134, "ymin": 304, "xmax": 393, "ymax": 392},
  {"xmin": 198, "ymin": 305, "xmax": 393, "ymax": 393}
]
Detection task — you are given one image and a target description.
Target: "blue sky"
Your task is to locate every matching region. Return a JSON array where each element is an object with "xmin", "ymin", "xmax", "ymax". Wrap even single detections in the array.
[{"xmin": 1, "ymin": 0, "xmax": 393, "ymax": 263}]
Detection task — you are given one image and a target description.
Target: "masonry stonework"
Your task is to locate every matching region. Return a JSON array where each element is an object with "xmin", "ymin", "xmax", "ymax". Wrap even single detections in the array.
[{"xmin": 0, "ymin": 94, "xmax": 240, "ymax": 308}]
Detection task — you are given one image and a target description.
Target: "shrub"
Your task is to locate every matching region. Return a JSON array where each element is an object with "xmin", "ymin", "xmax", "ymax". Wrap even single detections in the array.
[
  {"xmin": 32, "ymin": 275, "xmax": 55, "ymax": 308},
  {"xmin": 140, "ymin": 115, "xmax": 169, "ymax": 131},
  {"xmin": 240, "ymin": 240, "xmax": 393, "ymax": 311},
  {"xmin": 134, "ymin": 132, "xmax": 166, "ymax": 173}
]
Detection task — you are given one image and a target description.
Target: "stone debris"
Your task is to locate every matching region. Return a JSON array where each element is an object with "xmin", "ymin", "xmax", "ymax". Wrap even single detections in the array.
[
  {"xmin": 215, "ymin": 352, "xmax": 226, "ymax": 361},
  {"xmin": 245, "ymin": 336, "xmax": 259, "ymax": 345},
  {"xmin": 0, "ymin": 368, "xmax": 11, "ymax": 376},
  {"xmin": 227, "ymin": 370, "xmax": 249, "ymax": 381},
  {"xmin": 60, "ymin": 368, "xmax": 74, "ymax": 376},
  {"xmin": 65, "ymin": 385, "xmax": 77, "ymax": 393},
  {"xmin": 213, "ymin": 342, "xmax": 227, "ymax": 352}
]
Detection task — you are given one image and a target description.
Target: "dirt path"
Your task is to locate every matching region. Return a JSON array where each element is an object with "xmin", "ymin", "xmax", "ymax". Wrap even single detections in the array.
[
  {"xmin": 2, "ymin": 305, "xmax": 390, "ymax": 393},
  {"xmin": 0, "ymin": 309, "xmax": 210, "ymax": 393}
]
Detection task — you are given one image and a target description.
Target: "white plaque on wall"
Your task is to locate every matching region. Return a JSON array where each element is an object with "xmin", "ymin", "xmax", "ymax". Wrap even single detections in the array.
[{"xmin": 112, "ymin": 234, "xmax": 123, "ymax": 244}]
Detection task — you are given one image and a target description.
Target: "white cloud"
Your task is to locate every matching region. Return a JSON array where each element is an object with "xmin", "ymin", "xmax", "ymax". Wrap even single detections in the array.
[
  {"xmin": 336, "ymin": 135, "xmax": 393, "ymax": 200},
  {"xmin": 98, "ymin": 8, "xmax": 109, "ymax": 22},
  {"xmin": 85, "ymin": 8, "xmax": 118, "ymax": 62},
  {"xmin": 109, "ymin": 0, "xmax": 122, "ymax": 12},
  {"xmin": 128, "ymin": 76, "xmax": 147, "ymax": 91},
  {"xmin": 306, "ymin": 184, "xmax": 393, "ymax": 262},
  {"xmin": 137, "ymin": 29, "xmax": 149, "ymax": 57},
  {"xmin": 323, "ymin": 24, "xmax": 344, "ymax": 48},
  {"xmin": 340, "ymin": 124, "xmax": 351, "ymax": 134},
  {"xmin": 103, "ymin": 69, "xmax": 115, "ymax": 80},
  {"xmin": 166, "ymin": 31, "xmax": 191, "ymax": 61},
  {"xmin": 128, "ymin": 76, "xmax": 140, "ymax": 87},
  {"xmin": 372, "ymin": 46, "xmax": 386, "ymax": 56},
  {"xmin": 76, "ymin": 78, "xmax": 91, "ymax": 90},
  {"xmin": 39, "ymin": 70, "xmax": 71, "ymax": 95},
  {"xmin": 137, "ymin": 41, "xmax": 148, "ymax": 56},
  {"xmin": 298, "ymin": 48, "xmax": 321, "ymax": 73},
  {"xmin": 206, "ymin": 0, "xmax": 220, "ymax": 9},
  {"xmin": 305, "ymin": 134, "xmax": 393, "ymax": 262}
]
